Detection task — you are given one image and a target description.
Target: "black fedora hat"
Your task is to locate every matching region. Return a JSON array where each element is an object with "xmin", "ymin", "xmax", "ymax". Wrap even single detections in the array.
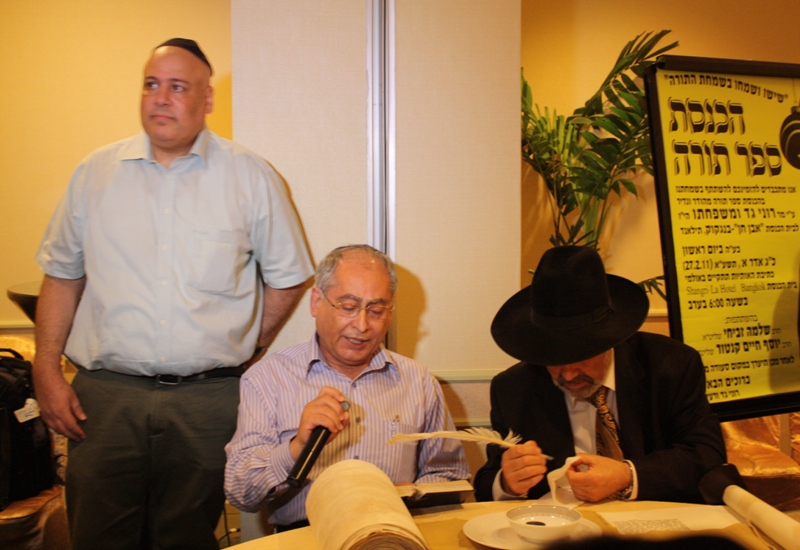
[{"xmin": 491, "ymin": 246, "xmax": 649, "ymax": 365}]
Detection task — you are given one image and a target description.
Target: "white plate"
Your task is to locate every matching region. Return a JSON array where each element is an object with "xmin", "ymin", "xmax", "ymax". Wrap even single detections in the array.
[{"xmin": 462, "ymin": 511, "xmax": 602, "ymax": 549}]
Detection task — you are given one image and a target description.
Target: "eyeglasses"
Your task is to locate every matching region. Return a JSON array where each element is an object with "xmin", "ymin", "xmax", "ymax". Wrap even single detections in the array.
[{"xmin": 320, "ymin": 290, "xmax": 395, "ymax": 321}]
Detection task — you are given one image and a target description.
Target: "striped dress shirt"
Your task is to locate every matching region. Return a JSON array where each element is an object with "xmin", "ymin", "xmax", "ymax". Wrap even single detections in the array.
[{"xmin": 224, "ymin": 335, "xmax": 470, "ymax": 525}]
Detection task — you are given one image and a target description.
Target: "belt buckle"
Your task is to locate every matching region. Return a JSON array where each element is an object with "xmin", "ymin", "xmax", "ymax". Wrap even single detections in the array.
[{"xmin": 156, "ymin": 374, "xmax": 182, "ymax": 385}]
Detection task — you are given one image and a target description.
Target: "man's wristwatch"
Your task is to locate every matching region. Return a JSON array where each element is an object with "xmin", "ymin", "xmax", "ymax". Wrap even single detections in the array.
[{"xmin": 617, "ymin": 460, "xmax": 634, "ymax": 500}]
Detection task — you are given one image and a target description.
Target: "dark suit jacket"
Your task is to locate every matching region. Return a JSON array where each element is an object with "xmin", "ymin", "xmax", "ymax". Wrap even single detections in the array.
[{"xmin": 474, "ymin": 332, "xmax": 726, "ymax": 503}]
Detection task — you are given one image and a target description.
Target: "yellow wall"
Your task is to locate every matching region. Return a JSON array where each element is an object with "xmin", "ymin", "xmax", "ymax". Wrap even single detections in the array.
[
  {"xmin": 5, "ymin": 0, "xmax": 800, "ymax": 336},
  {"xmin": 521, "ymin": 0, "xmax": 800, "ymax": 316},
  {"xmin": 0, "ymin": 0, "xmax": 231, "ymax": 327},
  {"xmin": 522, "ymin": 0, "xmax": 800, "ymax": 117}
]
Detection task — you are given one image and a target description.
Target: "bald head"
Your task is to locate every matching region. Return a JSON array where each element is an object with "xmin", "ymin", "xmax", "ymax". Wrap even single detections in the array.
[{"xmin": 140, "ymin": 45, "xmax": 213, "ymax": 166}]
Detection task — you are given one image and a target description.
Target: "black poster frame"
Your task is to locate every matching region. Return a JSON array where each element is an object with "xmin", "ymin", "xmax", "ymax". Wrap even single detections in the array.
[{"xmin": 645, "ymin": 55, "xmax": 800, "ymax": 421}]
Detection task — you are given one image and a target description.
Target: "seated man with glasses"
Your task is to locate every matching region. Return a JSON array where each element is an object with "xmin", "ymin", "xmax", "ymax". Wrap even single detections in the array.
[{"xmin": 224, "ymin": 244, "xmax": 470, "ymax": 531}]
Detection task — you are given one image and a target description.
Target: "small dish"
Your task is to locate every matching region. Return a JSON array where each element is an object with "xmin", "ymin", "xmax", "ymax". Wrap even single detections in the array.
[
  {"xmin": 506, "ymin": 504, "xmax": 582, "ymax": 544},
  {"xmin": 462, "ymin": 511, "xmax": 600, "ymax": 550}
]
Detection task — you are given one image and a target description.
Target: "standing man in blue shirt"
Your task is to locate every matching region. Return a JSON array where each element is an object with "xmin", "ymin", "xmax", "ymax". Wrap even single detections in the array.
[{"xmin": 33, "ymin": 38, "xmax": 314, "ymax": 549}]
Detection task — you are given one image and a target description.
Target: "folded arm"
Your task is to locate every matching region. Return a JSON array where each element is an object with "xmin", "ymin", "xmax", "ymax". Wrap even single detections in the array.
[
  {"xmin": 224, "ymin": 381, "xmax": 350, "ymax": 512},
  {"xmin": 224, "ymin": 375, "xmax": 297, "ymax": 512},
  {"xmin": 474, "ymin": 375, "xmax": 555, "ymax": 501}
]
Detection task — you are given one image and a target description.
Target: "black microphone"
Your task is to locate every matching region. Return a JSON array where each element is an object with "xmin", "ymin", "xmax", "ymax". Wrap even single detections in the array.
[{"xmin": 286, "ymin": 400, "xmax": 349, "ymax": 488}]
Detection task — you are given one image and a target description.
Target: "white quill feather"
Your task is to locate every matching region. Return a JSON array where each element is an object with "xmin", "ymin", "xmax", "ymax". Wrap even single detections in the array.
[{"xmin": 387, "ymin": 428, "xmax": 553, "ymax": 460}]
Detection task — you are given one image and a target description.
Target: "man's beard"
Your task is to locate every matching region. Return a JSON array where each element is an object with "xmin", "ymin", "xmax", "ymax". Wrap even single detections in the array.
[{"xmin": 555, "ymin": 373, "xmax": 601, "ymax": 400}]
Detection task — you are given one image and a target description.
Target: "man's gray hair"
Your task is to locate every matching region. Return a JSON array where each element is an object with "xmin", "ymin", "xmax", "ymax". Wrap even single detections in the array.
[{"xmin": 315, "ymin": 245, "xmax": 397, "ymax": 295}]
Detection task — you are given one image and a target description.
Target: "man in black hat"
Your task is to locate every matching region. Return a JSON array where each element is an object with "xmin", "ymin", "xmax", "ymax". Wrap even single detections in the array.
[
  {"xmin": 33, "ymin": 39, "xmax": 313, "ymax": 548},
  {"xmin": 474, "ymin": 246, "xmax": 725, "ymax": 503}
]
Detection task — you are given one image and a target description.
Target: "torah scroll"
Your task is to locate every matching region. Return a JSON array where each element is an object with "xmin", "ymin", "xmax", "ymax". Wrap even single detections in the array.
[
  {"xmin": 306, "ymin": 459, "xmax": 428, "ymax": 550},
  {"xmin": 723, "ymin": 484, "xmax": 800, "ymax": 549}
]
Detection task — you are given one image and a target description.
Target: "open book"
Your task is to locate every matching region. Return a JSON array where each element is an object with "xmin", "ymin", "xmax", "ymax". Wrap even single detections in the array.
[
  {"xmin": 394, "ymin": 479, "xmax": 474, "ymax": 499},
  {"xmin": 306, "ymin": 459, "xmax": 430, "ymax": 550}
]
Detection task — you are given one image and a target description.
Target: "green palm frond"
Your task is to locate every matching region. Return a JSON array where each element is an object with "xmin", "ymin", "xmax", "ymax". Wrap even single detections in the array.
[
  {"xmin": 522, "ymin": 30, "xmax": 677, "ymax": 252},
  {"xmin": 639, "ymin": 276, "xmax": 667, "ymax": 301}
]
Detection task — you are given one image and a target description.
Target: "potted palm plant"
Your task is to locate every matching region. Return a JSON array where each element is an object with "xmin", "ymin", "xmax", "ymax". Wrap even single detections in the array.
[{"xmin": 522, "ymin": 30, "xmax": 678, "ymax": 297}]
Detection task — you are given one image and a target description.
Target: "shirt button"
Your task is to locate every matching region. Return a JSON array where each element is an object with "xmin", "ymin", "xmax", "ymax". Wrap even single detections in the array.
[
  {"xmin": 354, "ymin": 455, "xmax": 359, "ymax": 460},
  {"xmin": 163, "ymin": 208, "xmax": 170, "ymax": 214},
  {"xmin": 356, "ymin": 417, "xmax": 361, "ymax": 423},
  {"xmin": 161, "ymin": 245, "xmax": 168, "ymax": 250},
  {"xmin": 159, "ymin": 320, "xmax": 167, "ymax": 326}
]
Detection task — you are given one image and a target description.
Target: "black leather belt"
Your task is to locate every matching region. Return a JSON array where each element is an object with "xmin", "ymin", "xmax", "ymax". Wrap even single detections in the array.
[{"xmin": 154, "ymin": 365, "xmax": 245, "ymax": 385}]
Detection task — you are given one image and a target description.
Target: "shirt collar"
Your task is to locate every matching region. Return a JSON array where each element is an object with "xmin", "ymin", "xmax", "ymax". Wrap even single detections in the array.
[
  {"xmin": 189, "ymin": 128, "xmax": 210, "ymax": 159},
  {"xmin": 120, "ymin": 129, "xmax": 210, "ymax": 164},
  {"xmin": 119, "ymin": 133, "xmax": 151, "ymax": 161},
  {"xmin": 601, "ymin": 349, "xmax": 617, "ymax": 392},
  {"xmin": 305, "ymin": 333, "xmax": 399, "ymax": 381}
]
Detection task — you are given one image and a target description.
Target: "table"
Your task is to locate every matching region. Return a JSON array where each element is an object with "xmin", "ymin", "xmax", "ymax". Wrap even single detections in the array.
[
  {"xmin": 233, "ymin": 499, "xmax": 778, "ymax": 549},
  {"xmin": 6, "ymin": 280, "xmax": 41, "ymax": 324}
]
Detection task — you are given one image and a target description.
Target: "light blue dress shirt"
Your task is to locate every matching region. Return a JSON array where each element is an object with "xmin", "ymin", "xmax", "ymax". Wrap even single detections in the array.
[{"xmin": 36, "ymin": 130, "xmax": 313, "ymax": 376}]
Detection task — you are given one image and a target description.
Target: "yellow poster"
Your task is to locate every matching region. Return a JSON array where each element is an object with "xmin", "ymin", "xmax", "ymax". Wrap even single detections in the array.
[{"xmin": 650, "ymin": 62, "xmax": 800, "ymax": 406}]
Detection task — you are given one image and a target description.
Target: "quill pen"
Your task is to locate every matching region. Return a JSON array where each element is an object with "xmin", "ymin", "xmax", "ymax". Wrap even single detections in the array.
[{"xmin": 388, "ymin": 427, "xmax": 553, "ymax": 460}]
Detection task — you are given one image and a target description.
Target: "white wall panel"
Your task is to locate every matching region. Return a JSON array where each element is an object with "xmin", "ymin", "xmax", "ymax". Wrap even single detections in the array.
[
  {"xmin": 232, "ymin": 0, "xmax": 370, "ymax": 351},
  {"xmin": 233, "ymin": 0, "xmax": 521, "ymax": 370},
  {"xmin": 393, "ymin": 0, "xmax": 521, "ymax": 373}
]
